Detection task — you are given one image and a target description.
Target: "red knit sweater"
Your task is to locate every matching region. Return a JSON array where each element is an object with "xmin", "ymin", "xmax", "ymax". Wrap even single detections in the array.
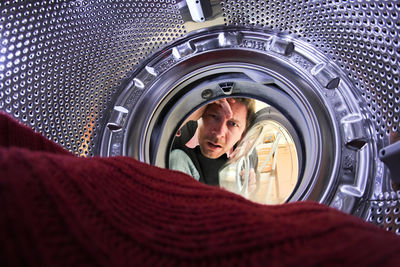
[{"xmin": 1, "ymin": 112, "xmax": 399, "ymax": 266}]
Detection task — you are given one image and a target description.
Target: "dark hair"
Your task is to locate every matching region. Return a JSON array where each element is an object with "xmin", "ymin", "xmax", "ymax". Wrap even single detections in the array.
[{"xmin": 234, "ymin": 98, "xmax": 256, "ymax": 130}]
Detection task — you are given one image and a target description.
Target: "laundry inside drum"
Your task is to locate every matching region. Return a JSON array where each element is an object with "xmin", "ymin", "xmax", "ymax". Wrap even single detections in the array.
[{"xmin": 169, "ymin": 97, "xmax": 300, "ymax": 204}]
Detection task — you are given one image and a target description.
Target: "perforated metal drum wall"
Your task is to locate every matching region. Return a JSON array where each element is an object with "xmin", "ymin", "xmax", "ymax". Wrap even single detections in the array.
[
  {"xmin": 1, "ymin": 0, "xmax": 398, "ymax": 154},
  {"xmin": 222, "ymin": 0, "xmax": 400, "ymax": 139},
  {"xmin": 1, "ymin": 0, "xmax": 400, "ymax": 231},
  {"xmin": 220, "ymin": 0, "xmax": 400, "ymax": 233},
  {"xmin": 0, "ymin": 0, "xmax": 186, "ymax": 156}
]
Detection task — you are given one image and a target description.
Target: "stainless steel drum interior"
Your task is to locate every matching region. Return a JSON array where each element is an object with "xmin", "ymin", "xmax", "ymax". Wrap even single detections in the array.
[{"xmin": 0, "ymin": 0, "xmax": 399, "ymax": 234}]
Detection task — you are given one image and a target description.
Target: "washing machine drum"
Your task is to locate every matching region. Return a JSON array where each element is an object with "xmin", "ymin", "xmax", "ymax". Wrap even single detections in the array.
[{"xmin": 0, "ymin": 1, "xmax": 399, "ymax": 233}]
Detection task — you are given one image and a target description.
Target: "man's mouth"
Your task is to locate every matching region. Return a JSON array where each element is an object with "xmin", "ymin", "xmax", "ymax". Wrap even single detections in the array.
[{"xmin": 207, "ymin": 142, "xmax": 222, "ymax": 150}]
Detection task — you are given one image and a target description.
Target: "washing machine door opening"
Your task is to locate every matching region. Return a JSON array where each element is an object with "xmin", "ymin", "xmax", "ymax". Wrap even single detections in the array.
[
  {"xmin": 101, "ymin": 27, "xmax": 375, "ymax": 212},
  {"xmin": 127, "ymin": 66, "xmax": 328, "ymax": 204},
  {"xmin": 168, "ymin": 92, "xmax": 302, "ymax": 204}
]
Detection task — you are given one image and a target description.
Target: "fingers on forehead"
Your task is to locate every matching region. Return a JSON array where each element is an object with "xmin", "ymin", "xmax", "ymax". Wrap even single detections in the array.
[
  {"xmin": 227, "ymin": 98, "xmax": 236, "ymax": 104},
  {"xmin": 206, "ymin": 102, "xmax": 225, "ymax": 112}
]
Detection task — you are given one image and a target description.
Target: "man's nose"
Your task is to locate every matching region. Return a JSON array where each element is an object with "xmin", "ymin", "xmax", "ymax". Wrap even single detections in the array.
[{"xmin": 212, "ymin": 120, "xmax": 227, "ymax": 138}]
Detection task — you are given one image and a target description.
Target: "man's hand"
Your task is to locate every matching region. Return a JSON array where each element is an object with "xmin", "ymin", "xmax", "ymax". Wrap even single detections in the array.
[
  {"xmin": 213, "ymin": 98, "xmax": 235, "ymax": 120},
  {"xmin": 177, "ymin": 98, "xmax": 235, "ymax": 136}
]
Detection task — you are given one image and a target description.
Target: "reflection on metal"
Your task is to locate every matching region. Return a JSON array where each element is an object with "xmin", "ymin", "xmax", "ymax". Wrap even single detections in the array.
[
  {"xmin": 186, "ymin": 0, "xmax": 212, "ymax": 23},
  {"xmin": 0, "ymin": 0, "xmax": 399, "ymax": 233},
  {"xmin": 379, "ymin": 141, "xmax": 400, "ymax": 184},
  {"xmin": 219, "ymin": 114, "xmax": 300, "ymax": 205}
]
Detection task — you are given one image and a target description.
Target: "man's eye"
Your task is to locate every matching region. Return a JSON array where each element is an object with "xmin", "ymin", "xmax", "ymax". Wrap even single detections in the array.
[
  {"xmin": 207, "ymin": 113, "xmax": 219, "ymax": 119},
  {"xmin": 228, "ymin": 121, "xmax": 238, "ymax": 127}
]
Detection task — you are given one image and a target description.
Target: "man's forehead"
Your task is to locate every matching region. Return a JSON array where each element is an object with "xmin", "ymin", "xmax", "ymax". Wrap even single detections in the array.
[{"xmin": 207, "ymin": 101, "xmax": 247, "ymax": 121}]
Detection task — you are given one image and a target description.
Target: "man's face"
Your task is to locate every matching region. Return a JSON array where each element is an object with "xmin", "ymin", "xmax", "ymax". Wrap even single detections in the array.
[{"xmin": 197, "ymin": 101, "xmax": 247, "ymax": 159}]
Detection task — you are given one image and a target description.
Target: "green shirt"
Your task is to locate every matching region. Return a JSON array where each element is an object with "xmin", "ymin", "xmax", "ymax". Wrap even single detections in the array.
[{"xmin": 169, "ymin": 149, "xmax": 200, "ymax": 181}]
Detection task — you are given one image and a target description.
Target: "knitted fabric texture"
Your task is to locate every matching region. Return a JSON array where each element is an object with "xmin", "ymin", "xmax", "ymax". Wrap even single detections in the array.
[{"xmin": 0, "ymin": 112, "xmax": 400, "ymax": 266}]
